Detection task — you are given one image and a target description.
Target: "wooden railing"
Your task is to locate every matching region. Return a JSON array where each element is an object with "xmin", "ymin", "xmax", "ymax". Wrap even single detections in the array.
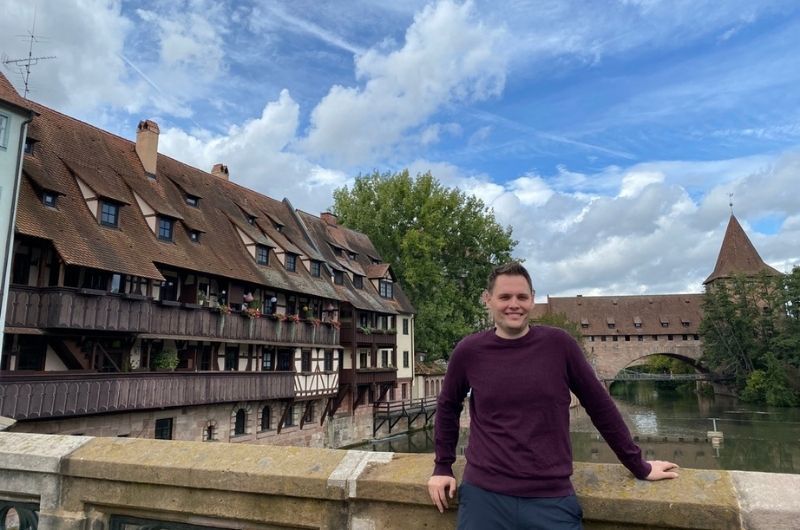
[
  {"xmin": 5, "ymin": 287, "xmax": 339, "ymax": 346},
  {"xmin": 0, "ymin": 371, "xmax": 294, "ymax": 421},
  {"xmin": 339, "ymin": 367, "xmax": 398, "ymax": 387},
  {"xmin": 339, "ymin": 322, "xmax": 397, "ymax": 347}
]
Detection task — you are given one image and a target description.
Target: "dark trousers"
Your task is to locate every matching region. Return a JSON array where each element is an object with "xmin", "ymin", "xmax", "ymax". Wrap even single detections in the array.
[{"xmin": 457, "ymin": 481, "xmax": 583, "ymax": 530}]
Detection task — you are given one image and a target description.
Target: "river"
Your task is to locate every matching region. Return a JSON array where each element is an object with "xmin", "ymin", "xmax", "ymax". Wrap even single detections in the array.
[{"xmin": 361, "ymin": 382, "xmax": 800, "ymax": 474}]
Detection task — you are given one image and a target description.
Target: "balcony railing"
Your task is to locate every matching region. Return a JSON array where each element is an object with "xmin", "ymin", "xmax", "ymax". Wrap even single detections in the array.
[
  {"xmin": 339, "ymin": 323, "xmax": 397, "ymax": 347},
  {"xmin": 0, "ymin": 371, "xmax": 294, "ymax": 421},
  {"xmin": 339, "ymin": 367, "xmax": 397, "ymax": 387},
  {"xmin": 5, "ymin": 287, "xmax": 339, "ymax": 346}
]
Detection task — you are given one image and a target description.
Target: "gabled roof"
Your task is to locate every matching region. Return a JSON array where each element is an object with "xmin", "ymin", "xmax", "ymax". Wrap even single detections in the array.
[
  {"xmin": 0, "ymin": 72, "xmax": 35, "ymax": 115},
  {"xmin": 704, "ymin": 215, "xmax": 782, "ymax": 284},
  {"xmin": 535, "ymin": 293, "xmax": 704, "ymax": 335},
  {"xmin": 13, "ymin": 92, "xmax": 413, "ymax": 315}
]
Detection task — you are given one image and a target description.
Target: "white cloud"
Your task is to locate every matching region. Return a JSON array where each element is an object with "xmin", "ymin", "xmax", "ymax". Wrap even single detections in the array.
[
  {"xmin": 302, "ymin": 0, "xmax": 508, "ymax": 165},
  {"xmin": 618, "ymin": 170, "xmax": 664, "ymax": 198}
]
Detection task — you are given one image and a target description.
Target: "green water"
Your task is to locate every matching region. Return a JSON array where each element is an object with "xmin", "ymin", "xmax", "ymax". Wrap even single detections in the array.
[{"xmin": 362, "ymin": 382, "xmax": 800, "ymax": 474}]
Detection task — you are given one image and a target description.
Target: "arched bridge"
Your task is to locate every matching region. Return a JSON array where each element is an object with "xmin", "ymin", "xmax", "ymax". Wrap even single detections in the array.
[
  {"xmin": 585, "ymin": 340, "xmax": 711, "ymax": 381},
  {"xmin": 604, "ymin": 369, "xmax": 732, "ymax": 383}
]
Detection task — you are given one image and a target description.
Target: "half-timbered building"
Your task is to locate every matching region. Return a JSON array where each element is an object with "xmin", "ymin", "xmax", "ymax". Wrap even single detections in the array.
[{"xmin": 0, "ymin": 73, "xmax": 414, "ymax": 446}]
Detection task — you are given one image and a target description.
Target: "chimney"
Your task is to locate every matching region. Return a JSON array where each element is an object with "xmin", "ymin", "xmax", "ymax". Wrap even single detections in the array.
[
  {"xmin": 135, "ymin": 120, "xmax": 160, "ymax": 176},
  {"xmin": 321, "ymin": 212, "xmax": 338, "ymax": 226},
  {"xmin": 211, "ymin": 163, "xmax": 229, "ymax": 181}
]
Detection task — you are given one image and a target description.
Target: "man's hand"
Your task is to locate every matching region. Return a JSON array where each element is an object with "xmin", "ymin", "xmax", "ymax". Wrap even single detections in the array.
[
  {"xmin": 427, "ymin": 475, "xmax": 457, "ymax": 513},
  {"xmin": 646, "ymin": 460, "xmax": 680, "ymax": 480}
]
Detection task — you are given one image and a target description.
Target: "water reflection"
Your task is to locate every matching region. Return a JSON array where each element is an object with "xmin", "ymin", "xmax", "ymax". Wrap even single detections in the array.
[{"xmin": 361, "ymin": 382, "xmax": 800, "ymax": 474}]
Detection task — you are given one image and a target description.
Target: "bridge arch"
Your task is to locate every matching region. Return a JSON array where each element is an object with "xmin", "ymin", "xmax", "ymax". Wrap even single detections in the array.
[{"xmin": 587, "ymin": 340, "xmax": 706, "ymax": 382}]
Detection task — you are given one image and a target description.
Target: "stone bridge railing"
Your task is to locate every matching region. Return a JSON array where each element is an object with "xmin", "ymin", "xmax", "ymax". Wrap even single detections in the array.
[{"xmin": 0, "ymin": 432, "xmax": 797, "ymax": 529}]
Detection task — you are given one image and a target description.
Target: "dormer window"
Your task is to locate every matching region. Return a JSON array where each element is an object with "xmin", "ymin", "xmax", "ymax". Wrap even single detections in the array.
[
  {"xmin": 333, "ymin": 270, "xmax": 344, "ymax": 285},
  {"xmin": 158, "ymin": 216, "xmax": 174, "ymax": 241},
  {"xmin": 247, "ymin": 215, "xmax": 256, "ymax": 225},
  {"xmin": 100, "ymin": 200, "xmax": 119, "ymax": 227},
  {"xmin": 311, "ymin": 261, "xmax": 321, "ymax": 277},
  {"xmin": 42, "ymin": 192, "xmax": 57, "ymax": 208},
  {"xmin": 606, "ymin": 317, "xmax": 615, "ymax": 329},
  {"xmin": 348, "ymin": 252, "xmax": 356, "ymax": 260},
  {"xmin": 333, "ymin": 246, "xmax": 343, "ymax": 257},
  {"xmin": 633, "ymin": 317, "xmax": 643, "ymax": 328},
  {"xmin": 185, "ymin": 195, "xmax": 199, "ymax": 207},
  {"xmin": 190, "ymin": 230, "xmax": 200, "ymax": 243},
  {"xmin": 580, "ymin": 318, "xmax": 589, "ymax": 329},
  {"xmin": 379, "ymin": 279, "xmax": 393, "ymax": 299},
  {"xmin": 24, "ymin": 137, "xmax": 37, "ymax": 155},
  {"xmin": 285, "ymin": 253, "xmax": 297, "ymax": 272},
  {"xmin": 353, "ymin": 275, "xmax": 363, "ymax": 289},
  {"xmin": 256, "ymin": 245, "xmax": 269, "ymax": 265}
]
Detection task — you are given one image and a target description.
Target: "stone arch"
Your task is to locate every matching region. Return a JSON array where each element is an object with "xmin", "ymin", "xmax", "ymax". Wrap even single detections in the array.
[
  {"xmin": 230, "ymin": 402, "xmax": 253, "ymax": 437},
  {"xmin": 203, "ymin": 419, "xmax": 218, "ymax": 442},
  {"xmin": 591, "ymin": 341, "xmax": 705, "ymax": 381}
]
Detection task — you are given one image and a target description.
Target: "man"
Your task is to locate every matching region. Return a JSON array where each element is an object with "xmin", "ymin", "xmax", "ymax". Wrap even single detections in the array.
[{"xmin": 428, "ymin": 262, "xmax": 678, "ymax": 529}]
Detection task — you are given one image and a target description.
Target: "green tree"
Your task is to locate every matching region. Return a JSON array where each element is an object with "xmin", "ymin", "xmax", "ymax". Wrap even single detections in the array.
[
  {"xmin": 333, "ymin": 170, "xmax": 516, "ymax": 359},
  {"xmin": 700, "ymin": 268, "xmax": 800, "ymax": 406}
]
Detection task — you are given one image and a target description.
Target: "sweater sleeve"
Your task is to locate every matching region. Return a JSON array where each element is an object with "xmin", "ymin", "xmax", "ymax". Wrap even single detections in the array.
[
  {"xmin": 564, "ymin": 334, "xmax": 652, "ymax": 480},
  {"xmin": 432, "ymin": 340, "xmax": 471, "ymax": 477}
]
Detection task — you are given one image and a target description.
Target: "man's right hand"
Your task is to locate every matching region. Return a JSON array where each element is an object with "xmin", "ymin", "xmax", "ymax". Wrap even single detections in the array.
[{"xmin": 427, "ymin": 475, "xmax": 457, "ymax": 513}]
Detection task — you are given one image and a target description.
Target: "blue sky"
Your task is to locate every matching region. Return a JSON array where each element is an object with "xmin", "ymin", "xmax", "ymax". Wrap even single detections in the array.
[{"xmin": 2, "ymin": 0, "xmax": 799, "ymax": 297}]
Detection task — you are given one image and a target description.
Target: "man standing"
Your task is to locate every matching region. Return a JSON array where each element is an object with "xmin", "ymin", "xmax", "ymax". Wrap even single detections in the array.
[{"xmin": 428, "ymin": 262, "xmax": 678, "ymax": 529}]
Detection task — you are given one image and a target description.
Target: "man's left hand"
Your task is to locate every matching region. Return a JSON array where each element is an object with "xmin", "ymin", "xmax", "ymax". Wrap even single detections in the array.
[{"xmin": 645, "ymin": 460, "xmax": 679, "ymax": 480}]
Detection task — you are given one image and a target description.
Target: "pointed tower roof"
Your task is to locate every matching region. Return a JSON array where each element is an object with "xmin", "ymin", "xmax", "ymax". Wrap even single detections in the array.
[{"xmin": 704, "ymin": 215, "xmax": 781, "ymax": 284}]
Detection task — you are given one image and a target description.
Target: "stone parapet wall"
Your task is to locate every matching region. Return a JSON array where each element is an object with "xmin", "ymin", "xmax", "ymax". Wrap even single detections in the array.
[{"xmin": 1, "ymin": 432, "xmax": 798, "ymax": 529}]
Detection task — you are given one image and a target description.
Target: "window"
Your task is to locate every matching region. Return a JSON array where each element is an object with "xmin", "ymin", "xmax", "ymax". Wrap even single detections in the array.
[
  {"xmin": 234, "ymin": 409, "xmax": 246, "ymax": 435},
  {"xmin": 348, "ymin": 251, "xmax": 356, "ymax": 260},
  {"xmin": 247, "ymin": 215, "xmax": 256, "ymax": 225},
  {"xmin": 42, "ymin": 192, "xmax": 57, "ymax": 207},
  {"xmin": 333, "ymin": 270, "xmax": 344, "ymax": 285},
  {"xmin": 382, "ymin": 350, "xmax": 389, "ymax": 367},
  {"xmin": 324, "ymin": 350, "xmax": 334, "ymax": 371},
  {"xmin": 154, "ymin": 418, "xmax": 173, "ymax": 440},
  {"xmin": 262, "ymin": 349, "xmax": 274, "ymax": 371},
  {"xmin": 301, "ymin": 350, "xmax": 311, "ymax": 372},
  {"xmin": 637, "ymin": 335, "xmax": 644, "ymax": 341},
  {"xmin": 359, "ymin": 351, "xmax": 368, "ymax": 368},
  {"xmin": 24, "ymin": 138, "xmax": 36, "ymax": 155},
  {"xmin": 285, "ymin": 253, "xmax": 296, "ymax": 272},
  {"xmin": 256, "ymin": 245, "xmax": 269, "ymax": 265},
  {"xmin": 403, "ymin": 350, "xmax": 409, "ymax": 368},
  {"xmin": 260, "ymin": 407, "xmax": 271, "ymax": 431},
  {"xmin": 284, "ymin": 404, "xmax": 295, "ymax": 427},
  {"xmin": 157, "ymin": 216, "xmax": 174, "ymax": 241},
  {"xmin": 224, "ymin": 346, "xmax": 238, "ymax": 371},
  {"xmin": 379, "ymin": 279, "xmax": 393, "ymax": 298},
  {"xmin": 190, "ymin": 230, "xmax": 200, "ymax": 243},
  {"xmin": 185, "ymin": 195, "xmax": 199, "ymax": 207},
  {"xmin": 333, "ymin": 246, "xmax": 343, "ymax": 256},
  {"xmin": 303, "ymin": 403, "xmax": 314, "ymax": 423},
  {"xmin": 311, "ymin": 261, "xmax": 321, "ymax": 277},
  {"xmin": 205, "ymin": 425, "xmax": 215, "ymax": 441},
  {"xmin": 0, "ymin": 114, "xmax": 8, "ymax": 149},
  {"xmin": 100, "ymin": 201, "xmax": 119, "ymax": 227},
  {"xmin": 277, "ymin": 349, "xmax": 292, "ymax": 371},
  {"xmin": 353, "ymin": 274, "xmax": 363, "ymax": 289},
  {"xmin": 402, "ymin": 383, "xmax": 408, "ymax": 400},
  {"xmin": 403, "ymin": 318, "xmax": 409, "ymax": 335}
]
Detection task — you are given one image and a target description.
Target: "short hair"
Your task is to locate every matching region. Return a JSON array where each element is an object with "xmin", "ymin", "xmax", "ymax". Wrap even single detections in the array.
[{"xmin": 486, "ymin": 262, "xmax": 533, "ymax": 293}]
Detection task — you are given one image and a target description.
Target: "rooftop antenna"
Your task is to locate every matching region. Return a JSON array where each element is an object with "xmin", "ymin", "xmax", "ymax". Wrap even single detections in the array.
[
  {"xmin": 2, "ymin": 6, "xmax": 56, "ymax": 99},
  {"xmin": 728, "ymin": 193, "xmax": 734, "ymax": 215}
]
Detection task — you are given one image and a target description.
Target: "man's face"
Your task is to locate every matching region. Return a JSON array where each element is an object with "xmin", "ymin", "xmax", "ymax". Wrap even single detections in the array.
[{"xmin": 484, "ymin": 274, "xmax": 534, "ymax": 339}]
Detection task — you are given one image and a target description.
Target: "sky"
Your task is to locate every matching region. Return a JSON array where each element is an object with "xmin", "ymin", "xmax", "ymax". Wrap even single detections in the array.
[{"xmin": 2, "ymin": 0, "xmax": 799, "ymax": 298}]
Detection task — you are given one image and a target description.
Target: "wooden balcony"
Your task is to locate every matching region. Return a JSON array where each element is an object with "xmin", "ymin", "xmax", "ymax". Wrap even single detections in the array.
[
  {"xmin": 5, "ymin": 287, "xmax": 339, "ymax": 346},
  {"xmin": 0, "ymin": 371, "xmax": 294, "ymax": 421},
  {"xmin": 339, "ymin": 323, "xmax": 397, "ymax": 347},
  {"xmin": 339, "ymin": 367, "xmax": 397, "ymax": 387}
]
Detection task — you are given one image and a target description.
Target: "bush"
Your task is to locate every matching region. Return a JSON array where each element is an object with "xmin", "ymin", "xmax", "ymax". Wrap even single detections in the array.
[{"xmin": 152, "ymin": 349, "xmax": 179, "ymax": 370}]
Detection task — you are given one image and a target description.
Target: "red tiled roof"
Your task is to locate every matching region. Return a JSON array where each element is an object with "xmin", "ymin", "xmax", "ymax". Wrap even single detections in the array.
[{"xmin": 0, "ymin": 72, "xmax": 35, "ymax": 114}]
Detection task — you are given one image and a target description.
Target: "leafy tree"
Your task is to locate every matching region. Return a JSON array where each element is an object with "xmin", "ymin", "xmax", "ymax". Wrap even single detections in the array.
[
  {"xmin": 333, "ymin": 170, "xmax": 516, "ymax": 359},
  {"xmin": 532, "ymin": 312, "xmax": 590, "ymax": 359},
  {"xmin": 700, "ymin": 268, "xmax": 800, "ymax": 406}
]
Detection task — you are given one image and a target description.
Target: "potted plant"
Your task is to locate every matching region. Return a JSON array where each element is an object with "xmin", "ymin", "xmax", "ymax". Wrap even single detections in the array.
[
  {"xmin": 152, "ymin": 349, "xmax": 179, "ymax": 371},
  {"xmin": 198, "ymin": 290, "xmax": 208, "ymax": 307}
]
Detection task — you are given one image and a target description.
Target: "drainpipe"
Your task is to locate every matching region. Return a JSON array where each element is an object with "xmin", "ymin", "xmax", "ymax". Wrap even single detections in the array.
[{"xmin": 0, "ymin": 112, "xmax": 34, "ymax": 370}]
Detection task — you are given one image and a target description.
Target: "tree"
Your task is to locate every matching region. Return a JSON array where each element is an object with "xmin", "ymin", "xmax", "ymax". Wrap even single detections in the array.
[
  {"xmin": 333, "ymin": 170, "xmax": 516, "ymax": 359},
  {"xmin": 699, "ymin": 268, "xmax": 800, "ymax": 406}
]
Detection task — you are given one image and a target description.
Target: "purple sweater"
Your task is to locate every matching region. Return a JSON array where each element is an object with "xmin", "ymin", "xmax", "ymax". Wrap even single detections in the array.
[{"xmin": 433, "ymin": 326, "xmax": 651, "ymax": 497}]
